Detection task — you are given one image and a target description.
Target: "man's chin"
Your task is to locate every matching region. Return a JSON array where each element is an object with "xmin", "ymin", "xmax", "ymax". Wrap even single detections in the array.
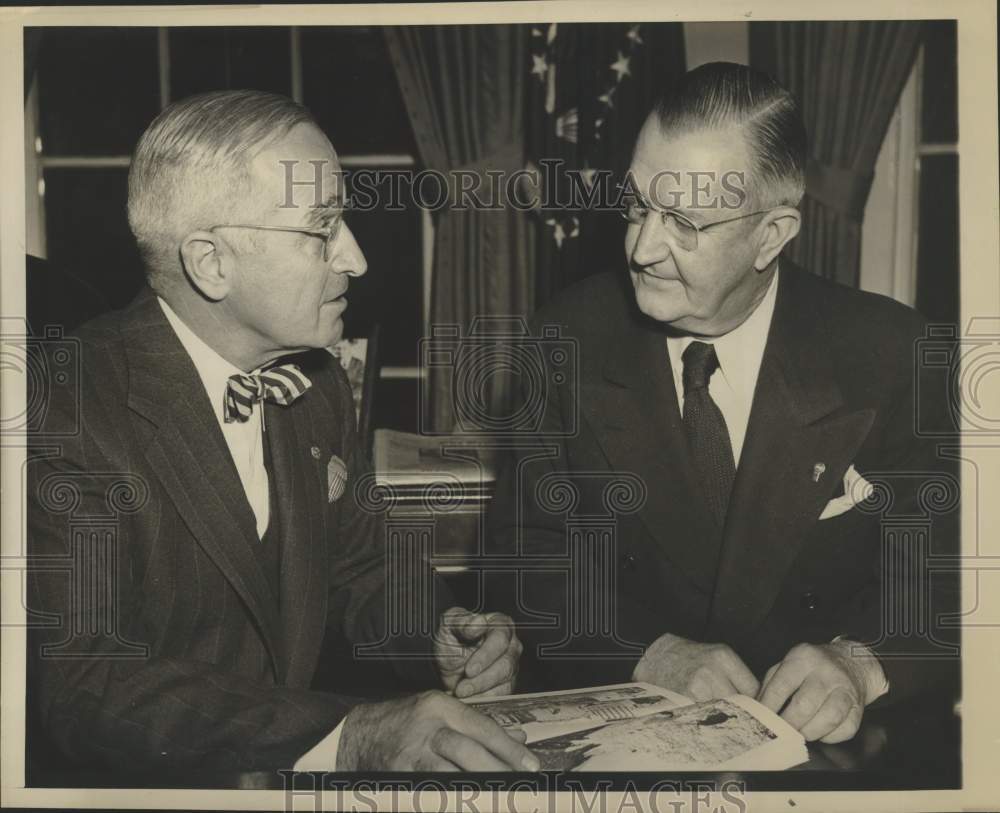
[
  {"xmin": 322, "ymin": 318, "xmax": 345, "ymax": 348},
  {"xmin": 293, "ymin": 317, "xmax": 343, "ymax": 353},
  {"xmin": 633, "ymin": 286, "xmax": 689, "ymax": 325}
]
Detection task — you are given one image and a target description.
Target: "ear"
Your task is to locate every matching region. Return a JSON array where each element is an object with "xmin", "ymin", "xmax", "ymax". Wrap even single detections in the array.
[
  {"xmin": 753, "ymin": 207, "xmax": 801, "ymax": 271},
  {"xmin": 179, "ymin": 230, "xmax": 234, "ymax": 302}
]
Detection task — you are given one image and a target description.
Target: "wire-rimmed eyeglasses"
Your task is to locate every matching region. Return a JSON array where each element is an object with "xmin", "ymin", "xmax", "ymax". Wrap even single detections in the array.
[
  {"xmin": 620, "ymin": 198, "xmax": 775, "ymax": 252},
  {"xmin": 209, "ymin": 217, "xmax": 344, "ymax": 264}
]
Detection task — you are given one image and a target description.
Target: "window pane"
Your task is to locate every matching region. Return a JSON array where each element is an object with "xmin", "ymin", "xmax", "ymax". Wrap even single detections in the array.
[
  {"xmin": 43, "ymin": 169, "xmax": 144, "ymax": 310},
  {"xmin": 915, "ymin": 153, "xmax": 959, "ymax": 325},
  {"xmin": 169, "ymin": 27, "xmax": 292, "ymax": 101},
  {"xmin": 341, "ymin": 169, "xmax": 422, "ymax": 367},
  {"xmin": 301, "ymin": 26, "xmax": 416, "ymax": 155},
  {"xmin": 921, "ymin": 20, "xmax": 958, "ymax": 144},
  {"xmin": 36, "ymin": 27, "xmax": 159, "ymax": 156}
]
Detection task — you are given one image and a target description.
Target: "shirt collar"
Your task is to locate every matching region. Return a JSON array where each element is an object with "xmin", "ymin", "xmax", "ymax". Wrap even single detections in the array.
[
  {"xmin": 157, "ymin": 296, "xmax": 246, "ymax": 424},
  {"xmin": 665, "ymin": 267, "xmax": 780, "ymax": 404}
]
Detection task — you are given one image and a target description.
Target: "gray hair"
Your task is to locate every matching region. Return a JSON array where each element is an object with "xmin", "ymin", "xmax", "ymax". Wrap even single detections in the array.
[{"xmin": 127, "ymin": 89, "xmax": 317, "ymax": 288}]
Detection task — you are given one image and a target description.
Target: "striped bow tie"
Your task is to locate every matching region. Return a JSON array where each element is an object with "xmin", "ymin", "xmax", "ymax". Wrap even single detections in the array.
[{"xmin": 224, "ymin": 364, "xmax": 312, "ymax": 423}]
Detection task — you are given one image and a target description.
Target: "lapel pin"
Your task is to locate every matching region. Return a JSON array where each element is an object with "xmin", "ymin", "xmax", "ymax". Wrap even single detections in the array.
[
  {"xmin": 327, "ymin": 454, "xmax": 348, "ymax": 503},
  {"xmin": 812, "ymin": 462, "xmax": 826, "ymax": 483},
  {"xmin": 310, "ymin": 446, "xmax": 322, "ymax": 460}
]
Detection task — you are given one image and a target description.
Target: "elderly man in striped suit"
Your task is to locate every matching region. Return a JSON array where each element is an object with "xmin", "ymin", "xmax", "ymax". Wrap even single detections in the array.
[{"xmin": 27, "ymin": 90, "xmax": 536, "ymax": 776}]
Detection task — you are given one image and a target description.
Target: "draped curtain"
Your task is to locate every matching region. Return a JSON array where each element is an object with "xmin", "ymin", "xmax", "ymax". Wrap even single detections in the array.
[
  {"xmin": 527, "ymin": 23, "xmax": 687, "ymax": 304},
  {"xmin": 385, "ymin": 25, "xmax": 534, "ymax": 433},
  {"xmin": 750, "ymin": 21, "xmax": 923, "ymax": 287}
]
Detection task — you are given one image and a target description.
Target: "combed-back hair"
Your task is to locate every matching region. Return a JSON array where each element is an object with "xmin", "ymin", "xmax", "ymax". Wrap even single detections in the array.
[
  {"xmin": 653, "ymin": 61, "xmax": 807, "ymax": 207},
  {"xmin": 128, "ymin": 90, "xmax": 317, "ymax": 288}
]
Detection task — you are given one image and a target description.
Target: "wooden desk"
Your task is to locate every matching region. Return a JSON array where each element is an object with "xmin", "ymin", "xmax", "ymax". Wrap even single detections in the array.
[{"xmin": 31, "ymin": 693, "xmax": 958, "ymax": 790}]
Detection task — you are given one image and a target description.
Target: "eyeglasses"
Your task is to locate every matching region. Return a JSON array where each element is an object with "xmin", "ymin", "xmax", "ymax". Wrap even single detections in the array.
[
  {"xmin": 620, "ymin": 200, "xmax": 775, "ymax": 252},
  {"xmin": 209, "ymin": 217, "xmax": 344, "ymax": 264}
]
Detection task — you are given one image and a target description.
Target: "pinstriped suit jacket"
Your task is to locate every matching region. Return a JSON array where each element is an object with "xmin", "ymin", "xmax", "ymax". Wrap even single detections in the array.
[{"xmin": 27, "ymin": 287, "xmax": 436, "ymax": 773}]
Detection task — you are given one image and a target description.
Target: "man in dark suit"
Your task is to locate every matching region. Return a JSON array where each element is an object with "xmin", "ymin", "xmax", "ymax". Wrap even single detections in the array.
[
  {"xmin": 28, "ymin": 90, "xmax": 536, "ymax": 775},
  {"xmin": 490, "ymin": 62, "xmax": 958, "ymax": 744}
]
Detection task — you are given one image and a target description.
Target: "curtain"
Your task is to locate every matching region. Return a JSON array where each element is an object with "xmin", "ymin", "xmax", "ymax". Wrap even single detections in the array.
[
  {"xmin": 527, "ymin": 23, "xmax": 687, "ymax": 304},
  {"xmin": 386, "ymin": 25, "xmax": 534, "ymax": 433},
  {"xmin": 749, "ymin": 21, "xmax": 923, "ymax": 287},
  {"xmin": 25, "ymin": 28, "xmax": 43, "ymax": 99}
]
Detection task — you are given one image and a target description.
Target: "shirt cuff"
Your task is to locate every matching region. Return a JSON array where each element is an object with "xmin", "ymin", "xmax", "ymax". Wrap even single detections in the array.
[
  {"xmin": 831, "ymin": 636, "xmax": 890, "ymax": 704},
  {"xmin": 293, "ymin": 718, "xmax": 346, "ymax": 771}
]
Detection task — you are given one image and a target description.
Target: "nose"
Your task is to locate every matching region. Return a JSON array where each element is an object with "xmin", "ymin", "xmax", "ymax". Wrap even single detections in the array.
[
  {"xmin": 627, "ymin": 217, "xmax": 672, "ymax": 270},
  {"xmin": 330, "ymin": 223, "xmax": 367, "ymax": 278}
]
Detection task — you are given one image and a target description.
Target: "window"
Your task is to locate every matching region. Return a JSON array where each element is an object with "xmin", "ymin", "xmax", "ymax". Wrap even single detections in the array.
[
  {"xmin": 859, "ymin": 21, "xmax": 959, "ymax": 325},
  {"xmin": 914, "ymin": 20, "xmax": 959, "ymax": 326},
  {"xmin": 27, "ymin": 25, "xmax": 429, "ymax": 431}
]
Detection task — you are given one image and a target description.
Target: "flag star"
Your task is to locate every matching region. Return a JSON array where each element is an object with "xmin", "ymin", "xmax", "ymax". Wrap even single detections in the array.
[
  {"xmin": 531, "ymin": 54, "xmax": 549, "ymax": 81},
  {"xmin": 627, "ymin": 25, "xmax": 643, "ymax": 45},
  {"xmin": 580, "ymin": 165, "xmax": 597, "ymax": 191},
  {"xmin": 532, "ymin": 27, "xmax": 543, "ymax": 37},
  {"xmin": 598, "ymin": 88, "xmax": 615, "ymax": 108},
  {"xmin": 610, "ymin": 51, "xmax": 631, "ymax": 81},
  {"xmin": 569, "ymin": 216, "xmax": 580, "ymax": 238}
]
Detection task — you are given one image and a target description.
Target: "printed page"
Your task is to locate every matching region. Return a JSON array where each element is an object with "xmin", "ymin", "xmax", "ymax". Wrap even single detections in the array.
[
  {"xmin": 468, "ymin": 682, "xmax": 692, "ymax": 743},
  {"xmin": 526, "ymin": 694, "xmax": 808, "ymax": 771}
]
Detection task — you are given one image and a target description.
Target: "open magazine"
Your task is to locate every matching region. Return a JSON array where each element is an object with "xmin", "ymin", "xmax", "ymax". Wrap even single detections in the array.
[{"xmin": 469, "ymin": 682, "xmax": 808, "ymax": 771}]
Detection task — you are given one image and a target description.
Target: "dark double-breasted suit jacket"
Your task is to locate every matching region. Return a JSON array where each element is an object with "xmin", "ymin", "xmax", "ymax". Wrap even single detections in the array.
[
  {"xmin": 489, "ymin": 262, "xmax": 959, "ymax": 702},
  {"xmin": 27, "ymin": 288, "xmax": 439, "ymax": 773}
]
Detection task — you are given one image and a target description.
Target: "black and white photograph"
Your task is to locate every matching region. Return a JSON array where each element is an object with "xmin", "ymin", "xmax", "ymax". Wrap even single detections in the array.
[{"xmin": 1, "ymin": 2, "xmax": 997, "ymax": 811}]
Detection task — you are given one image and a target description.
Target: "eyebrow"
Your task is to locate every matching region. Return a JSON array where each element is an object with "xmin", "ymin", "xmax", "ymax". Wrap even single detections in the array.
[
  {"xmin": 303, "ymin": 193, "xmax": 345, "ymax": 228},
  {"xmin": 635, "ymin": 192, "xmax": 701, "ymax": 224}
]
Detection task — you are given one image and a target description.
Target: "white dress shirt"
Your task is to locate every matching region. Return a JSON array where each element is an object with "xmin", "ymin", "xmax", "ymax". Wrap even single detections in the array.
[
  {"xmin": 158, "ymin": 298, "xmax": 271, "ymax": 538},
  {"xmin": 665, "ymin": 269, "xmax": 779, "ymax": 467},
  {"xmin": 159, "ymin": 298, "xmax": 347, "ymax": 767}
]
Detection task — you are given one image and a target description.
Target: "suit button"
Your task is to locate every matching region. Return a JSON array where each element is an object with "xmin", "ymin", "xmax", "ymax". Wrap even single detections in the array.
[
  {"xmin": 801, "ymin": 592, "xmax": 820, "ymax": 611},
  {"xmin": 622, "ymin": 553, "xmax": 637, "ymax": 571}
]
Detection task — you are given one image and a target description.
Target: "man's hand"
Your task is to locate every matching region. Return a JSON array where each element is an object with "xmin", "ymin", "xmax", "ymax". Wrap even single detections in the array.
[
  {"xmin": 336, "ymin": 690, "xmax": 540, "ymax": 771},
  {"xmin": 632, "ymin": 632, "xmax": 760, "ymax": 700},
  {"xmin": 434, "ymin": 607, "xmax": 522, "ymax": 699},
  {"xmin": 757, "ymin": 641, "xmax": 877, "ymax": 743}
]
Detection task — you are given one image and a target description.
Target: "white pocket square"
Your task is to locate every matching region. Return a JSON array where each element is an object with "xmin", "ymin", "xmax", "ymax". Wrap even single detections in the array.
[{"xmin": 819, "ymin": 464, "xmax": 874, "ymax": 520}]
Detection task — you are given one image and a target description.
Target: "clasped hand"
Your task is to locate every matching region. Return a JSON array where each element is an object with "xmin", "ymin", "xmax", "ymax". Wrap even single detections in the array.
[{"xmin": 434, "ymin": 607, "xmax": 523, "ymax": 699}]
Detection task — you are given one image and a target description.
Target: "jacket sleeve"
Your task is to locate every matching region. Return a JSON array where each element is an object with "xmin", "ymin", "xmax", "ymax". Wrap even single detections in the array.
[
  {"xmin": 834, "ymin": 312, "xmax": 961, "ymax": 705},
  {"xmin": 485, "ymin": 320, "xmax": 654, "ymax": 690}
]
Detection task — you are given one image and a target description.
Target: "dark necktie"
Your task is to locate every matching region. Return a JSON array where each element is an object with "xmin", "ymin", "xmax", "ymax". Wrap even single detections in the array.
[
  {"xmin": 224, "ymin": 363, "xmax": 312, "ymax": 423},
  {"xmin": 681, "ymin": 341, "xmax": 735, "ymax": 526}
]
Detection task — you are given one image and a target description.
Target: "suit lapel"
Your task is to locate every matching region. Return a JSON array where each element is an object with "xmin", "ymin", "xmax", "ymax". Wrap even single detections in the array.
[
  {"xmin": 706, "ymin": 270, "xmax": 875, "ymax": 646},
  {"xmin": 123, "ymin": 290, "xmax": 283, "ymax": 679},
  {"xmin": 581, "ymin": 311, "xmax": 720, "ymax": 592},
  {"xmin": 264, "ymin": 389, "xmax": 330, "ymax": 687}
]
